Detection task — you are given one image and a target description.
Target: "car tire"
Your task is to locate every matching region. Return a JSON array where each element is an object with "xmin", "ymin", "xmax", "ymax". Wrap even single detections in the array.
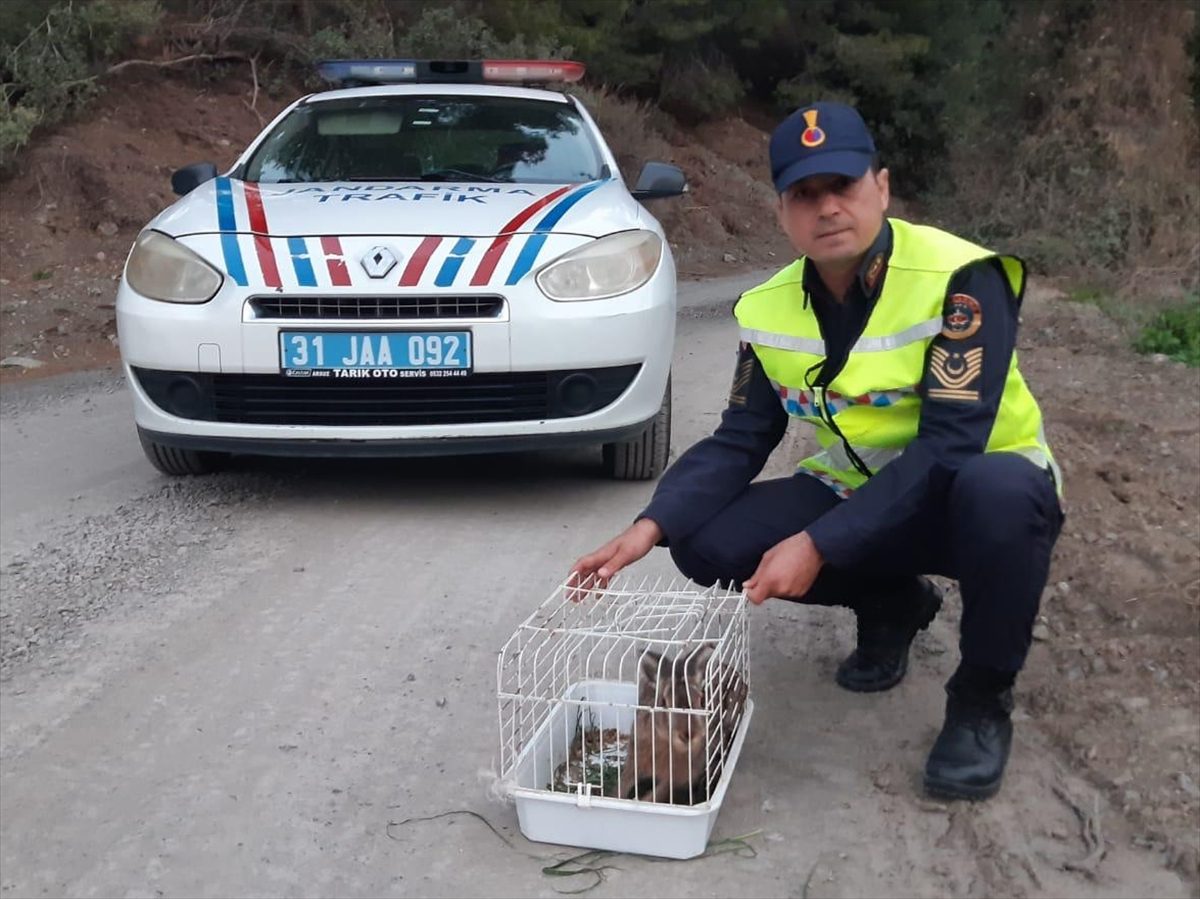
[
  {"xmin": 602, "ymin": 374, "xmax": 671, "ymax": 481},
  {"xmin": 137, "ymin": 428, "xmax": 227, "ymax": 476}
]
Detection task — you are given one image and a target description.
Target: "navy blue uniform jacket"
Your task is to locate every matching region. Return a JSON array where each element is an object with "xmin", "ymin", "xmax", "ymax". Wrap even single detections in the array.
[{"xmin": 640, "ymin": 221, "xmax": 1021, "ymax": 568}]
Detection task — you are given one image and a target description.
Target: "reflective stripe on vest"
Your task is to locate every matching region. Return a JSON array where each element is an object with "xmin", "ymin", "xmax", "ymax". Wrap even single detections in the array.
[
  {"xmin": 740, "ymin": 316, "xmax": 942, "ymax": 356},
  {"xmin": 810, "ymin": 443, "xmax": 903, "ymax": 474}
]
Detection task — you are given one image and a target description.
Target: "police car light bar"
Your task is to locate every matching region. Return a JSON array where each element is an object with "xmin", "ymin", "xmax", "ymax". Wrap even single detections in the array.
[
  {"xmin": 316, "ymin": 59, "xmax": 585, "ymax": 87},
  {"xmin": 317, "ymin": 60, "xmax": 418, "ymax": 86},
  {"xmin": 482, "ymin": 60, "xmax": 585, "ymax": 83}
]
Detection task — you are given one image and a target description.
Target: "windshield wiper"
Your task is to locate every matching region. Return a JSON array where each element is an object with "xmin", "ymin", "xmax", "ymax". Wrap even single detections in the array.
[
  {"xmin": 340, "ymin": 171, "xmax": 508, "ymax": 184},
  {"xmin": 345, "ymin": 175, "xmax": 425, "ymax": 182},
  {"xmin": 420, "ymin": 169, "xmax": 505, "ymax": 183}
]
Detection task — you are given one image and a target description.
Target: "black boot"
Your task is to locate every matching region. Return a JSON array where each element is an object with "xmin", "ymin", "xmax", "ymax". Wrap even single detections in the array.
[
  {"xmin": 835, "ymin": 577, "xmax": 942, "ymax": 693},
  {"xmin": 924, "ymin": 671, "xmax": 1015, "ymax": 800}
]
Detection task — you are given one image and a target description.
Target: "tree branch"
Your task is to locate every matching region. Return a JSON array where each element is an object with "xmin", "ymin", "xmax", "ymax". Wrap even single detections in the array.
[
  {"xmin": 107, "ymin": 52, "xmax": 251, "ymax": 75},
  {"xmin": 59, "ymin": 52, "xmax": 251, "ymax": 91},
  {"xmin": 242, "ymin": 53, "xmax": 264, "ymax": 126}
]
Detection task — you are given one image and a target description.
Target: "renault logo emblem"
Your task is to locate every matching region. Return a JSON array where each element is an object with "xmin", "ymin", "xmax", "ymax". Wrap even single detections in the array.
[{"xmin": 361, "ymin": 246, "xmax": 399, "ymax": 278}]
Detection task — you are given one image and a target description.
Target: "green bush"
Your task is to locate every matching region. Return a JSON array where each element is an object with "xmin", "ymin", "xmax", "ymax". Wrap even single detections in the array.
[
  {"xmin": 397, "ymin": 6, "xmax": 569, "ymax": 59},
  {"xmin": 1133, "ymin": 298, "xmax": 1200, "ymax": 366},
  {"xmin": 659, "ymin": 54, "xmax": 745, "ymax": 124},
  {"xmin": 1, "ymin": 0, "xmax": 160, "ymax": 168},
  {"xmin": 300, "ymin": 4, "xmax": 572, "ymax": 89},
  {"xmin": 305, "ymin": 18, "xmax": 395, "ymax": 69},
  {"xmin": 74, "ymin": 0, "xmax": 159, "ymax": 59},
  {"xmin": 0, "ymin": 0, "xmax": 56, "ymax": 47},
  {"xmin": 0, "ymin": 101, "xmax": 39, "ymax": 160}
]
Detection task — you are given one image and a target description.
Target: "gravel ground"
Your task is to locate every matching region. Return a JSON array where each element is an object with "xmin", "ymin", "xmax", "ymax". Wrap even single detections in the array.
[{"xmin": 0, "ymin": 475, "xmax": 279, "ymax": 680}]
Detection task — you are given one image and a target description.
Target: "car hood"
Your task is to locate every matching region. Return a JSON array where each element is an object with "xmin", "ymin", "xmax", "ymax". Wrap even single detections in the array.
[
  {"xmin": 152, "ymin": 177, "xmax": 643, "ymax": 240},
  {"xmin": 152, "ymin": 178, "xmax": 654, "ymax": 291}
]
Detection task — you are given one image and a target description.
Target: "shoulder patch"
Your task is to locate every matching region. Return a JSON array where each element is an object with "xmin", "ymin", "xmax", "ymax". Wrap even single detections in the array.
[{"xmin": 942, "ymin": 293, "xmax": 982, "ymax": 341}]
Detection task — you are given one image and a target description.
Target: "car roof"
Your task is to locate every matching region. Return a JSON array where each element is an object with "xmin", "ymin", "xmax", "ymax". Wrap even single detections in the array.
[{"xmin": 302, "ymin": 83, "xmax": 573, "ymax": 105}]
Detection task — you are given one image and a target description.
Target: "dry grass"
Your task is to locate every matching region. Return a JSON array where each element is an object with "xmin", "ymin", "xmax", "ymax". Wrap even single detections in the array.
[
  {"xmin": 569, "ymin": 83, "xmax": 678, "ymax": 184},
  {"xmin": 939, "ymin": 0, "xmax": 1199, "ymax": 297},
  {"xmin": 569, "ymin": 84, "xmax": 793, "ymax": 277}
]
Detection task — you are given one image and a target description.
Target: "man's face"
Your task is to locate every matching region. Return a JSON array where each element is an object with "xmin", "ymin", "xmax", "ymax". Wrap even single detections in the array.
[{"xmin": 775, "ymin": 169, "xmax": 890, "ymax": 266}]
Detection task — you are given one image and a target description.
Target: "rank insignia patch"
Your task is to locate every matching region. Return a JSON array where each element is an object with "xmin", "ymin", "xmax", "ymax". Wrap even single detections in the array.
[
  {"xmin": 941, "ymin": 293, "xmax": 982, "ymax": 340},
  {"xmin": 928, "ymin": 345, "xmax": 982, "ymax": 402}
]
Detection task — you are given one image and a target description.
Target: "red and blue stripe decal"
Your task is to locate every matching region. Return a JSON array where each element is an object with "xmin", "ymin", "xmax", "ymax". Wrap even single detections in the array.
[
  {"xmin": 399, "ymin": 236, "xmax": 442, "ymax": 286},
  {"xmin": 435, "ymin": 237, "xmax": 477, "ymax": 286},
  {"xmin": 320, "ymin": 236, "xmax": 350, "ymax": 286},
  {"xmin": 503, "ymin": 181, "xmax": 605, "ymax": 285},
  {"xmin": 214, "ymin": 177, "xmax": 248, "ymax": 287},
  {"xmin": 242, "ymin": 182, "xmax": 281, "ymax": 288},
  {"xmin": 213, "ymin": 179, "xmax": 605, "ymax": 288},
  {"xmin": 287, "ymin": 236, "xmax": 317, "ymax": 286},
  {"xmin": 468, "ymin": 184, "xmax": 575, "ymax": 286}
]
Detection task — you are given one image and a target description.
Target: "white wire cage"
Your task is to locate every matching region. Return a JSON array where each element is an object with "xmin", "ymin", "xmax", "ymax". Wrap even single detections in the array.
[{"xmin": 496, "ymin": 575, "xmax": 753, "ymax": 859}]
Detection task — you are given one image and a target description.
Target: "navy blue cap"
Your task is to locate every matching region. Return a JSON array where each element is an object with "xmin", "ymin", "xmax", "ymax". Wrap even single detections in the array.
[{"xmin": 769, "ymin": 101, "xmax": 876, "ymax": 193}]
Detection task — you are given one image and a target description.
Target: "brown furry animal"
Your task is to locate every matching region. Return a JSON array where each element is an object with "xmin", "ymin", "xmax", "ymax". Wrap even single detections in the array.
[{"xmin": 618, "ymin": 643, "xmax": 746, "ymax": 804}]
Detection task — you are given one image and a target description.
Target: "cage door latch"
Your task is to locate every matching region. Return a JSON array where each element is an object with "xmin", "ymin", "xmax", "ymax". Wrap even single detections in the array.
[{"xmin": 574, "ymin": 782, "xmax": 595, "ymax": 808}]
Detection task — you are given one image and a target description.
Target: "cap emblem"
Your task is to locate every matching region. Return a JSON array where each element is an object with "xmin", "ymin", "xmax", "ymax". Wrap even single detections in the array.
[{"xmin": 800, "ymin": 109, "xmax": 826, "ymax": 148}]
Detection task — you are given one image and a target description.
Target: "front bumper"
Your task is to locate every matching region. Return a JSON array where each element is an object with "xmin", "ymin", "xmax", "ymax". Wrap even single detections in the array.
[
  {"xmin": 116, "ymin": 244, "xmax": 675, "ymax": 447},
  {"xmin": 137, "ymin": 418, "xmax": 655, "ymax": 458},
  {"xmin": 130, "ymin": 363, "xmax": 642, "ymax": 426}
]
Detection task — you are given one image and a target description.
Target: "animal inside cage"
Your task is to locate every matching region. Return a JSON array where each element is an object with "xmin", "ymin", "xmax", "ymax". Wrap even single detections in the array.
[{"xmin": 496, "ymin": 575, "xmax": 753, "ymax": 859}]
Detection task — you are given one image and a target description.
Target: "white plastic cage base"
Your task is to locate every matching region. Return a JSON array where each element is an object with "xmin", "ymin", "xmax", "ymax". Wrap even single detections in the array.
[{"xmin": 505, "ymin": 680, "xmax": 754, "ymax": 860}]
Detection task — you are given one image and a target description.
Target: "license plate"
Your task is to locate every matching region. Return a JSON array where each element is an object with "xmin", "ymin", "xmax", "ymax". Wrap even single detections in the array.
[{"xmin": 279, "ymin": 330, "xmax": 472, "ymax": 376}]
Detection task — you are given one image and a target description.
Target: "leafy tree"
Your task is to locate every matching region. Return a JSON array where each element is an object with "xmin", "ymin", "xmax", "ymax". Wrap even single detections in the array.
[{"xmin": 1, "ymin": 0, "xmax": 161, "ymax": 167}]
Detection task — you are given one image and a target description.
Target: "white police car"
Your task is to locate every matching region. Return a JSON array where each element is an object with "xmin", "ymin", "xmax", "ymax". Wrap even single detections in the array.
[{"xmin": 117, "ymin": 59, "xmax": 685, "ymax": 478}]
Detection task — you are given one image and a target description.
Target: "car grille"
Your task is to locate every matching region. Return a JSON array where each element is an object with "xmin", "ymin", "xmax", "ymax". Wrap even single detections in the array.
[
  {"xmin": 248, "ymin": 294, "xmax": 505, "ymax": 320},
  {"xmin": 132, "ymin": 365, "xmax": 641, "ymax": 426}
]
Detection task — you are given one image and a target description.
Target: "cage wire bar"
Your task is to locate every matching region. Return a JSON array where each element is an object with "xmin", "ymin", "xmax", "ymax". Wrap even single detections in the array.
[{"xmin": 497, "ymin": 574, "xmax": 750, "ymax": 809}]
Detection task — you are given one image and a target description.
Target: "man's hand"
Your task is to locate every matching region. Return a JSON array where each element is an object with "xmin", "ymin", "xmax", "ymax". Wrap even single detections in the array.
[
  {"xmin": 744, "ymin": 532, "xmax": 824, "ymax": 605},
  {"xmin": 566, "ymin": 518, "xmax": 664, "ymax": 600}
]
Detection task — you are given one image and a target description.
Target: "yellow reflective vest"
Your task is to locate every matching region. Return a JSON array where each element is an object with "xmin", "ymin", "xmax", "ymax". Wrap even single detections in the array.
[{"xmin": 733, "ymin": 218, "xmax": 1059, "ymax": 497}]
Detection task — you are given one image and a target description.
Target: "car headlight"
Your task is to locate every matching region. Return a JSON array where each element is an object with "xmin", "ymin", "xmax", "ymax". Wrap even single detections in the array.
[
  {"xmin": 125, "ymin": 230, "xmax": 224, "ymax": 303},
  {"xmin": 536, "ymin": 230, "xmax": 662, "ymax": 301}
]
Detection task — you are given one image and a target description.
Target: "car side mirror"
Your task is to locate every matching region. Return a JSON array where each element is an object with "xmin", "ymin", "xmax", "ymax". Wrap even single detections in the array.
[
  {"xmin": 630, "ymin": 162, "xmax": 687, "ymax": 200},
  {"xmin": 171, "ymin": 162, "xmax": 219, "ymax": 196}
]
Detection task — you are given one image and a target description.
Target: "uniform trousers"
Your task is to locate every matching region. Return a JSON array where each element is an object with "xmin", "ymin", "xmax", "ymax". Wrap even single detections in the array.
[{"xmin": 666, "ymin": 452, "xmax": 1064, "ymax": 673}]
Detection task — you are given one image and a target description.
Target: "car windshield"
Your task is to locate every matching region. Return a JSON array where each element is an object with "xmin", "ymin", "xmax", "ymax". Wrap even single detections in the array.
[{"xmin": 242, "ymin": 95, "xmax": 604, "ymax": 184}]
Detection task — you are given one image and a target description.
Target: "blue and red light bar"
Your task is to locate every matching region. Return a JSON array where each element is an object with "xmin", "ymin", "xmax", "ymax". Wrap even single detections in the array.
[
  {"xmin": 482, "ymin": 60, "xmax": 586, "ymax": 83},
  {"xmin": 316, "ymin": 59, "xmax": 586, "ymax": 87}
]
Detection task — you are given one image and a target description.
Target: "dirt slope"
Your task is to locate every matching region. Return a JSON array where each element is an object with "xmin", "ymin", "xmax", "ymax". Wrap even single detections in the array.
[{"xmin": 0, "ymin": 69, "xmax": 292, "ymax": 378}]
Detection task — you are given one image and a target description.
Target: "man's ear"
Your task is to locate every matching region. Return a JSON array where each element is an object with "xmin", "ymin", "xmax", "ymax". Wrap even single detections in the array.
[{"xmin": 876, "ymin": 168, "xmax": 890, "ymax": 212}]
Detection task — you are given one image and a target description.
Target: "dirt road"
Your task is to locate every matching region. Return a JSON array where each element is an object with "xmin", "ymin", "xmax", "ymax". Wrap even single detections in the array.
[{"xmin": 1, "ymin": 275, "xmax": 1195, "ymax": 898}]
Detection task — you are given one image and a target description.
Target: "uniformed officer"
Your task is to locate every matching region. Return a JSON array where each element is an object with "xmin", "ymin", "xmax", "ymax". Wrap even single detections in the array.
[{"xmin": 568, "ymin": 101, "xmax": 1065, "ymax": 800}]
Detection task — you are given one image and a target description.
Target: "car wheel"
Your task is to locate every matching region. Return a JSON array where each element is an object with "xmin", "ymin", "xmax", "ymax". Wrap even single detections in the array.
[
  {"xmin": 137, "ymin": 427, "xmax": 227, "ymax": 476},
  {"xmin": 602, "ymin": 374, "xmax": 671, "ymax": 481}
]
